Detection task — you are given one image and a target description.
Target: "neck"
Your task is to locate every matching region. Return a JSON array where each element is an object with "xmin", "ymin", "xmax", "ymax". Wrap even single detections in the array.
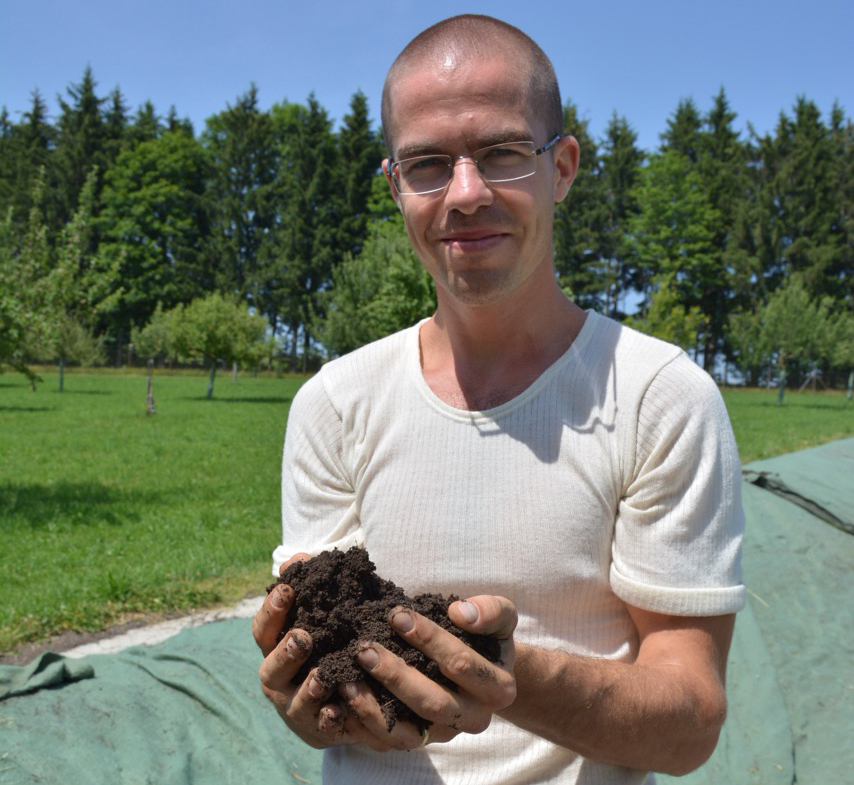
[{"xmin": 420, "ymin": 278, "xmax": 586, "ymax": 410}]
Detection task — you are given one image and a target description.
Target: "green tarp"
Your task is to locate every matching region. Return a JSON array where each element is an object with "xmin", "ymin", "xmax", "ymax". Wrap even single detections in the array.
[
  {"xmin": 0, "ymin": 619, "xmax": 323, "ymax": 784},
  {"xmin": 660, "ymin": 437, "xmax": 854, "ymax": 785},
  {"xmin": 2, "ymin": 439, "xmax": 852, "ymax": 784}
]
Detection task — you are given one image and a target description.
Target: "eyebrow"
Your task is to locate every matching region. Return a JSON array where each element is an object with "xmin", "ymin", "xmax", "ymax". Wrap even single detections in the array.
[{"xmin": 394, "ymin": 128, "xmax": 532, "ymax": 160}]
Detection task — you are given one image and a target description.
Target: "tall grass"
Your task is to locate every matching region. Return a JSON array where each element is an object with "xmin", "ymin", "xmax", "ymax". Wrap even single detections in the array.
[{"xmin": 1, "ymin": 372, "xmax": 851, "ymax": 652}]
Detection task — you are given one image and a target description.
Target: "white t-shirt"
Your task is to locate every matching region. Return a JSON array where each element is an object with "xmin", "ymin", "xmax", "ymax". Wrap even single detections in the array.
[{"xmin": 273, "ymin": 311, "xmax": 745, "ymax": 785}]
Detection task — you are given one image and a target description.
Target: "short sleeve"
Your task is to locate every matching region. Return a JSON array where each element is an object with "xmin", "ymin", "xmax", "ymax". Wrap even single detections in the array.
[
  {"xmin": 610, "ymin": 354, "xmax": 745, "ymax": 616},
  {"xmin": 271, "ymin": 372, "xmax": 364, "ymax": 576}
]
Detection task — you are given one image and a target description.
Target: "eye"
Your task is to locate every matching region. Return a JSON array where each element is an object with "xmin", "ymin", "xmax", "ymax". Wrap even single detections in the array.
[
  {"xmin": 482, "ymin": 145, "xmax": 527, "ymax": 162},
  {"xmin": 403, "ymin": 156, "xmax": 448, "ymax": 174}
]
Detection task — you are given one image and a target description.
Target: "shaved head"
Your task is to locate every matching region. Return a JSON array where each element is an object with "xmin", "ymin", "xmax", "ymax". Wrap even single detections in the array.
[{"xmin": 381, "ymin": 15, "xmax": 563, "ymax": 155}]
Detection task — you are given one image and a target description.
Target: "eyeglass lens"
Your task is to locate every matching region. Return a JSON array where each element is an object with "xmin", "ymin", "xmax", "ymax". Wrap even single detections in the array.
[{"xmin": 394, "ymin": 141, "xmax": 538, "ymax": 194}]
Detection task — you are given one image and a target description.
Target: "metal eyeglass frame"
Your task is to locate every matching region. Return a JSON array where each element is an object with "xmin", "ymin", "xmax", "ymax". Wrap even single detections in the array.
[{"xmin": 387, "ymin": 134, "xmax": 562, "ymax": 196}]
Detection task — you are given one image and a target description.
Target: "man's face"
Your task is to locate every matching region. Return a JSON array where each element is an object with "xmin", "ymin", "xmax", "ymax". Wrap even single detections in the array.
[{"xmin": 383, "ymin": 55, "xmax": 577, "ymax": 309}]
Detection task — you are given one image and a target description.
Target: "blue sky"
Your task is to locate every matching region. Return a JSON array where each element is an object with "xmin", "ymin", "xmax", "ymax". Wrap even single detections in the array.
[{"xmin": 2, "ymin": 0, "xmax": 851, "ymax": 153}]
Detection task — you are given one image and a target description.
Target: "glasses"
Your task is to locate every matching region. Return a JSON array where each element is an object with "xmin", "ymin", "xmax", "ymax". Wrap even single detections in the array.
[{"xmin": 388, "ymin": 135, "xmax": 561, "ymax": 196}]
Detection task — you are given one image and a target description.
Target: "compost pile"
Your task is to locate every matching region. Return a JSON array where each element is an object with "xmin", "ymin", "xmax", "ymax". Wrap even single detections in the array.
[{"xmin": 267, "ymin": 547, "xmax": 501, "ymax": 731}]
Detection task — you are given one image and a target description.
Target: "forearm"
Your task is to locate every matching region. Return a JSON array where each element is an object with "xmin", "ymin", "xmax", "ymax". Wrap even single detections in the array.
[{"xmin": 498, "ymin": 640, "xmax": 727, "ymax": 776}]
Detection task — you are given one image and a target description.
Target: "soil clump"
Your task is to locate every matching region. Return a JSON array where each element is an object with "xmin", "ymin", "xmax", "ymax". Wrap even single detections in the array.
[{"xmin": 267, "ymin": 547, "xmax": 501, "ymax": 732}]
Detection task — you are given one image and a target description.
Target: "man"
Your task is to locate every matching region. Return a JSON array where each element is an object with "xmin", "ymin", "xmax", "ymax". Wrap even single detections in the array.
[{"xmin": 254, "ymin": 14, "xmax": 744, "ymax": 785}]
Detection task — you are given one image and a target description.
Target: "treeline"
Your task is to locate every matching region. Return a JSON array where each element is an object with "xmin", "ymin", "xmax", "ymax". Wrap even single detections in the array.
[{"xmin": 1, "ymin": 69, "xmax": 852, "ymax": 388}]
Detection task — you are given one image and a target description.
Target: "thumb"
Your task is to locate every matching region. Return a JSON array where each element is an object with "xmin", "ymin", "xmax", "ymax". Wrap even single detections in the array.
[{"xmin": 449, "ymin": 595, "xmax": 517, "ymax": 640}]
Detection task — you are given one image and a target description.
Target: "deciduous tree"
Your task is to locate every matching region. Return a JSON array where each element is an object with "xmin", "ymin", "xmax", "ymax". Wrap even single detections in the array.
[
  {"xmin": 318, "ymin": 219, "xmax": 435, "ymax": 357},
  {"xmin": 166, "ymin": 292, "xmax": 267, "ymax": 398}
]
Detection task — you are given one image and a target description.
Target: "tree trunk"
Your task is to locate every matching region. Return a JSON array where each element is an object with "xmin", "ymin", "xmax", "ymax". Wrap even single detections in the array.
[
  {"xmin": 59, "ymin": 356, "xmax": 65, "ymax": 393},
  {"xmin": 289, "ymin": 321, "xmax": 299, "ymax": 372},
  {"xmin": 207, "ymin": 362, "xmax": 217, "ymax": 399},
  {"xmin": 776, "ymin": 363, "xmax": 787, "ymax": 406},
  {"xmin": 146, "ymin": 359, "xmax": 156, "ymax": 415}
]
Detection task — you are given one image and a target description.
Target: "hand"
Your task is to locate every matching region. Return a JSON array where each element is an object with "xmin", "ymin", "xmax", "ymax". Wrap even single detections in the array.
[
  {"xmin": 339, "ymin": 595, "xmax": 518, "ymax": 746},
  {"xmin": 253, "ymin": 554, "xmax": 427, "ymax": 751},
  {"xmin": 254, "ymin": 553, "xmax": 343, "ymax": 748}
]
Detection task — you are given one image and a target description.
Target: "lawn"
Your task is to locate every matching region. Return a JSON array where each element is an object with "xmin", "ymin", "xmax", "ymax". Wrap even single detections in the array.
[
  {"xmin": 1, "ymin": 372, "xmax": 851, "ymax": 653},
  {"xmin": 0, "ymin": 369, "xmax": 305, "ymax": 653},
  {"xmin": 721, "ymin": 387, "xmax": 854, "ymax": 464}
]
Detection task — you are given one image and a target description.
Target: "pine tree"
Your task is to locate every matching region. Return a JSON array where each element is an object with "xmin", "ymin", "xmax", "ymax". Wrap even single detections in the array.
[
  {"xmin": 103, "ymin": 88, "xmax": 130, "ymax": 163},
  {"xmin": 336, "ymin": 91, "xmax": 383, "ymax": 259},
  {"xmin": 202, "ymin": 85, "xmax": 277, "ymax": 308},
  {"xmin": 828, "ymin": 103, "xmax": 854, "ymax": 308},
  {"xmin": 1, "ymin": 92, "xmax": 57, "ymax": 230},
  {"xmin": 127, "ymin": 101, "xmax": 163, "ymax": 147},
  {"xmin": 660, "ymin": 98, "xmax": 703, "ymax": 162},
  {"xmin": 553, "ymin": 103, "xmax": 608, "ymax": 310},
  {"xmin": 600, "ymin": 113, "xmax": 644, "ymax": 317},
  {"xmin": 166, "ymin": 106, "xmax": 194, "ymax": 137},
  {"xmin": 269, "ymin": 95, "xmax": 339, "ymax": 369},
  {"xmin": 750, "ymin": 99, "xmax": 847, "ymax": 302},
  {"xmin": 697, "ymin": 89, "xmax": 750, "ymax": 372},
  {"xmin": 54, "ymin": 67, "xmax": 108, "ymax": 225}
]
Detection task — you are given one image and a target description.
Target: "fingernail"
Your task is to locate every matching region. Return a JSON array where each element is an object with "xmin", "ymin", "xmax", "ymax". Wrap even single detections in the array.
[
  {"xmin": 308, "ymin": 675, "xmax": 324, "ymax": 698},
  {"xmin": 285, "ymin": 634, "xmax": 305, "ymax": 661},
  {"xmin": 271, "ymin": 585, "xmax": 288, "ymax": 610},
  {"xmin": 458, "ymin": 600, "xmax": 479, "ymax": 624},
  {"xmin": 319, "ymin": 706, "xmax": 343, "ymax": 729},
  {"xmin": 340, "ymin": 682, "xmax": 358, "ymax": 700},
  {"xmin": 391, "ymin": 609, "xmax": 414, "ymax": 633},
  {"xmin": 357, "ymin": 646, "xmax": 380, "ymax": 672}
]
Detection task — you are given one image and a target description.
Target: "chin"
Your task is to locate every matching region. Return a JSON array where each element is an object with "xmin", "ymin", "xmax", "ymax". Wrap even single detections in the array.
[{"xmin": 444, "ymin": 274, "xmax": 518, "ymax": 307}]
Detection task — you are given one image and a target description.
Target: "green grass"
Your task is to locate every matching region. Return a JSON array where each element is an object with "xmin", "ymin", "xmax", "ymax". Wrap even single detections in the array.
[
  {"xmin": 722, "ymin": 387, "xmax": 854, "ymax": 464},
  {"xmin": 1, "ymin": 373, "xmax": 851, "ymax": 653},
  {"xmin": 0, "ymin": 369, "xmax": 307, "ymax": 652}
]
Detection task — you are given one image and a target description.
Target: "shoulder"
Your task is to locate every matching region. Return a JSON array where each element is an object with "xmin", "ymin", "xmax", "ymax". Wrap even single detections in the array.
[
  {"xmin": 291, "ymin": 323, "xmax": 419, "ymax": 417},
  {"xmin": 575, "ymin": 312, "xmax": 730, "ymax": 476},
  {"xmin": 585, "ymin": 311, "xmax": 684, "ymax": 372},
  {"xmin": 577, "ymin": 311, "xmax": 691, "ymax": 402}
]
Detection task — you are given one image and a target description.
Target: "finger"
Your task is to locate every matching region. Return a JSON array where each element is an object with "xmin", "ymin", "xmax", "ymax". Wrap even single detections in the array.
[
  {"xmin": 338, "ymin": 680, "xmax": 426, "ymax": 751},
  {"xmin": 253, "ymin": 583, "xmax": 294, "ymax": 655},
  {"xmin": 388, "ymin": 608, "xmax": 516, "ymax": 714},
  {"xmin": 278, "ymin": 551, "xmax": 312, "ymax": 576},
  {"xmin": 356, "ymin": 641, "xmax": 482, "ymax": 736},
  {"xmin": 285, "ymin": 668, "xmax": 357, "ymax": 745},
  {"xmin": 448, "ymin": 595, "xmax": 518, "ymax": 640},
  {"xmin": 258, "ymin": 629, "xmax": 312, "ymax": 693},
  {"xmin": 260, "ymin": 667, "xmax": 349, "ymax": 750}
]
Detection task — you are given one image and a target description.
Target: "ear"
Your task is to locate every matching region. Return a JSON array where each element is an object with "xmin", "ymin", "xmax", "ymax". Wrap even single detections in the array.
[
  {"xmin": 553, "ymin": 136, "xmax": 580, "ymax": 204},
  {"xmin": 382, "ymin": 158, "xmax": 403, "ymax": 212}
]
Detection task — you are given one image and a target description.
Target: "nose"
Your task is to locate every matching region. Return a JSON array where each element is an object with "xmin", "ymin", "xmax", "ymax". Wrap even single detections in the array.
[{"xmin": 443, "ymin": 157, "xmax": 494, "ymax": 213}]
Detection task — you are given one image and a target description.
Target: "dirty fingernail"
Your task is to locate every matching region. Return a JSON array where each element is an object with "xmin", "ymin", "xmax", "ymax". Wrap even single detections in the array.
[
  {"xmin": 357, "ymin": 646, "xmax": 380, "ymax": 672},
  {"xmin": 308, "ymin": 675, "xmax": 325, "ymax": 697},
  {"xmin": 271, "ymin": 585, "xmax": 288, "ymax": 610},
  {"xmin": 391, "ymin": 610, "xmax": 414, "ymax": 633},
  {"xmin": 458, "ymin": 600, "xmax": 479, "ymax": 624},
  {"xmin": 319, "ymin": 705, "xmax": 343, "ymax": 729},
  {"xmin": 340, "ymin": 682, "xmax": 358, "ymax": 700},
  {"xmin": 285, "ymin": 634, "xmax": 305, "ymax": 661}
]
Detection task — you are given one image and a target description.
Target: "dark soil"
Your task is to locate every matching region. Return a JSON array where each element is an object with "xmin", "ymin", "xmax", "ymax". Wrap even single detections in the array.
[{"xmin": 267, "ymin": 547, "xmax": 501, "ymax": 732}]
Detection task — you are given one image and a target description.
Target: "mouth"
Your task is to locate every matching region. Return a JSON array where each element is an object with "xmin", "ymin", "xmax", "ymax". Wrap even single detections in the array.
[{"xmin": 439, "ymin": 229, "xmax": 510, "ymax": 253}]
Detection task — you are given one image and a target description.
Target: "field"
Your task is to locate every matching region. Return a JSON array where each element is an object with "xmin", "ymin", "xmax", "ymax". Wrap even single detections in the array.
[
  {"xmin": 1, "ymin": 370, "xmax": 852, "ymax": 653},
  {"xmin": 0, "ymin": 369, "xmax": 304, "ymax": 653},
  {"xmin": 721, "ymin": 387, "xmax": 853, "ymax": 464}
]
